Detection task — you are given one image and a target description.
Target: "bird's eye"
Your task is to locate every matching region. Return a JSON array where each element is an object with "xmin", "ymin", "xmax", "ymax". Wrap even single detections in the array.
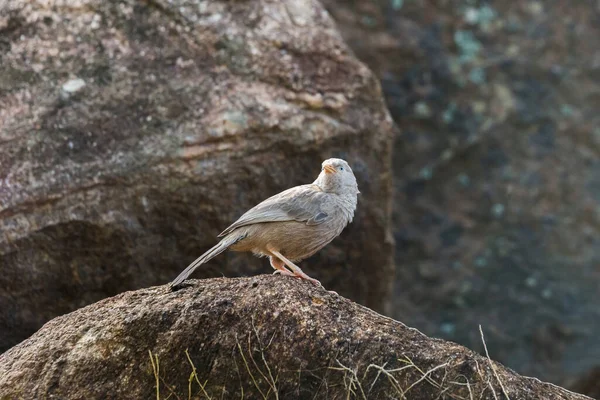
[{"xmin": 340, "ymin": 166, "xmax": 344, "ymax": 171}]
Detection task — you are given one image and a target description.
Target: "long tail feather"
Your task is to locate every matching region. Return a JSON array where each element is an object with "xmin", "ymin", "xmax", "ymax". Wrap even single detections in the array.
[{"xmin": 170, "ymin": 235, "xmax": 238, "ymax": 287}]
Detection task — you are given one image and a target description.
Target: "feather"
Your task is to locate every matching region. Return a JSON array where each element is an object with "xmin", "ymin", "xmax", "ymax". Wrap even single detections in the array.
[
  {"xmin": 170, "ymin": 233, "xmax": 245, "ymax": 287},
  {"xmin": 217, "ymin": 184, "xmax": 331, "ymax": 237}
]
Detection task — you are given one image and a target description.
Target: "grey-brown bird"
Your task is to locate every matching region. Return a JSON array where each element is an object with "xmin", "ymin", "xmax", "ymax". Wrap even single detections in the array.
[{"xmin": 170, "ymin": 158, "xmax": 359, "ymax": 288}]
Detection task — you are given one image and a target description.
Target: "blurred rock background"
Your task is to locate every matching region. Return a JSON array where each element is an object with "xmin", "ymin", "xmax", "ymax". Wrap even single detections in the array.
[
  {"xmin": 322, "ymin": 0, "xmax": 600, "ymax": 394},
  {"xmin": 1, "ymin": 0, "xmax": 599, "ymax": 397},
  {"xmin": 0, "ymin": 0, "xmax": 394, "ymax": 355}
]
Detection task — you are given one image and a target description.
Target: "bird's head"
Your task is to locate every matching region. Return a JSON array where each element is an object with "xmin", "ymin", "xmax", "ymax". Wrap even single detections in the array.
[{"xmin": 314, "ymin": 158, "xmax": 360, "ymax": 195}]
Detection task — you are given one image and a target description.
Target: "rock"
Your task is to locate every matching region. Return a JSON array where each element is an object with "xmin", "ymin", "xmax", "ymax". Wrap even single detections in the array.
[
  {"xmin": 322, "ymin": 0, "xmax": 600, "ymax": 390},
  {"xmin": 61, "ymin": 78, "xmax": 86, "ymax": 94},
  {"xmin": 569, "ymin": 367, "xmax": 600, "ymax": 400},
  {"xmin": 0, "ymin": 0, "xmax": 394, "ymax": 352},
  {"xmin": 0, "ymin": 276, "xmax": 591, "ymax": 400}
]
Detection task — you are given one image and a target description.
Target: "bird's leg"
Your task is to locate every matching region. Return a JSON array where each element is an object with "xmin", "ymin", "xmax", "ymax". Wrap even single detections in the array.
[
  {"xmin": 268, "ymin": 248, "xmax": 322, "ymax": 286},
  {"xmin": 269, "ymin": 256, "xmax": 295, "ymax": 277}
]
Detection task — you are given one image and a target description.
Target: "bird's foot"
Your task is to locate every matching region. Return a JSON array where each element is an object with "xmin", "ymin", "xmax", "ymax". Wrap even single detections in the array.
[
  {"xmin": 267, "ymin": 249, "xmax": 322, "ymax": 286},
  {"xmin": 305, "ymin": 276, "xmax": 323, "ymax": 287},
  {"xmin": 292, "ymin": 270, "xmax": 322, "ymax": 287},
  {"xmin": 273, "ymin": 269, "xmax": 295, "ymax": 277},
  {"xmin": 274, "ymin": 268, "xmax": 321, "ymax": 286}
]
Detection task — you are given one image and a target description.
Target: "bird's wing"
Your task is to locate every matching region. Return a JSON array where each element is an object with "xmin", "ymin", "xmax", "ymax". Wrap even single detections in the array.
[{"xmin": 217, "ymin": 184, "xmax": 330, "ymax": 237}]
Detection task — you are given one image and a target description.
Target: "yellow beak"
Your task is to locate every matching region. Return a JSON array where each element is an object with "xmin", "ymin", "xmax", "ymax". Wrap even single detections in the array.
[{"xmin": 323, "ymin": 165, "xmax": 336, "ymax": 174}]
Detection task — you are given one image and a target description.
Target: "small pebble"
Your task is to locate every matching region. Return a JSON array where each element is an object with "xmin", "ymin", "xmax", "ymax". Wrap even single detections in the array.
[{"xmin": 61, "ymin": 78, "xmax": 86, "ymax": 93}]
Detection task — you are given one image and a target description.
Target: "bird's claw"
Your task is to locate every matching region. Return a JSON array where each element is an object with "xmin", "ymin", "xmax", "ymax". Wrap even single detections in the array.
[
  {"xmin": 273, "ymin": 269, "xmax": 322, "ymax": 286},
  {"xmin": 307, "ymin": 277, "xmax": 322, "ymax": 287},
  {"xmin": 297, "ymin": 275, "xmax": 322, "ymax": 287},
  {"xmin": 273, "ymin": 269, "xmax": 295, "ymax": 277}
]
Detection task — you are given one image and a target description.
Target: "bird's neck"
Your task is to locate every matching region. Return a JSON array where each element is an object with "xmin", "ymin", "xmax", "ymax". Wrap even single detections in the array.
[{"xmin": 337, "ymin": 192, "xmax": 358, "ymax": 223}]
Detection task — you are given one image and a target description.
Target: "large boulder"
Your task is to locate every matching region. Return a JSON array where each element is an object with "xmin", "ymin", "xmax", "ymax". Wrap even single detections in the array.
[
  {"xmin": 0, "ymin": 0, "xmax": 394, "ymax": 352},
  {"xmin": 0, "ymin": 276, "xmax": 591, "ymax": 399},
  {"xmin": 322, "ymin": 0, "xmax": 600, "ymax": 391}
]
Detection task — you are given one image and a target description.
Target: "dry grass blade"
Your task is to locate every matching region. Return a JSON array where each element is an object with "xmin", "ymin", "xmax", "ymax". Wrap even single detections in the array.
[
  {"xmin": 330, "ymin": 360, "xmax": 367, "ymax": 400},
  {"xmin": 250, "ymin": 318, "xmax": 279, "ymax": 399},
  {"xmin": 364, "ymin": 363, "xmax": 407, "ymax": 398},
  {"xmin": 403, "ymin": 362, "xmax": 449, "ymax": 395},
  {"xmin": 185, "ymin": 349, "xmax": 212, "ymax": 399},
  {"xmin": 236, "ymin": 335, "xmax": 268, "ymax": 400},
  {"xmin": 149, "ymin": 350, "xmax": 160, "ymax": 400},
  {"xmin": 450, "ymin": 375, "xmax": 474, "ymax": 400},
  {"xmin": 479, "ymin": 325, "xmax": 510, "ymax": 400}
]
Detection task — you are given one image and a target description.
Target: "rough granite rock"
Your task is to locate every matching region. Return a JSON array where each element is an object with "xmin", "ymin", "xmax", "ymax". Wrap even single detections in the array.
[
  {"xmin": 322, "ymin": 0, "xmax": 600, "ymax": 390},
  {"xmin": 0, "ymin": 0, "xmax": 394, "ymax": 352},
  {"xmin": 570, "ymin": 367, "xmax": 600, "ymax": 400},
  {"xmin": 0, "ymin": 276, "xmax": 592, "ymax": 400}
]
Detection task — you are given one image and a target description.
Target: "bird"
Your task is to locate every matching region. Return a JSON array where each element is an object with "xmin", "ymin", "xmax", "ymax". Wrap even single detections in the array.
[{"xmin": 170, "ymin": 158, "xmax": 360, "ymax": 288}]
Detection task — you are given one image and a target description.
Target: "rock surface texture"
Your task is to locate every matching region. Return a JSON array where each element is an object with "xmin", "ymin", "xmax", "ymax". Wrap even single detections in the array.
[
  {"xmin": 322, "ymin": 0, "xmax": 600, "ymax": 390},
  {"xmin": 0, "ymin": 0, "xmax": 394, "ymax": 351},
  {"xmin": 0, "ymin": 276, "xmax": 592, "ymax": 400}
]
